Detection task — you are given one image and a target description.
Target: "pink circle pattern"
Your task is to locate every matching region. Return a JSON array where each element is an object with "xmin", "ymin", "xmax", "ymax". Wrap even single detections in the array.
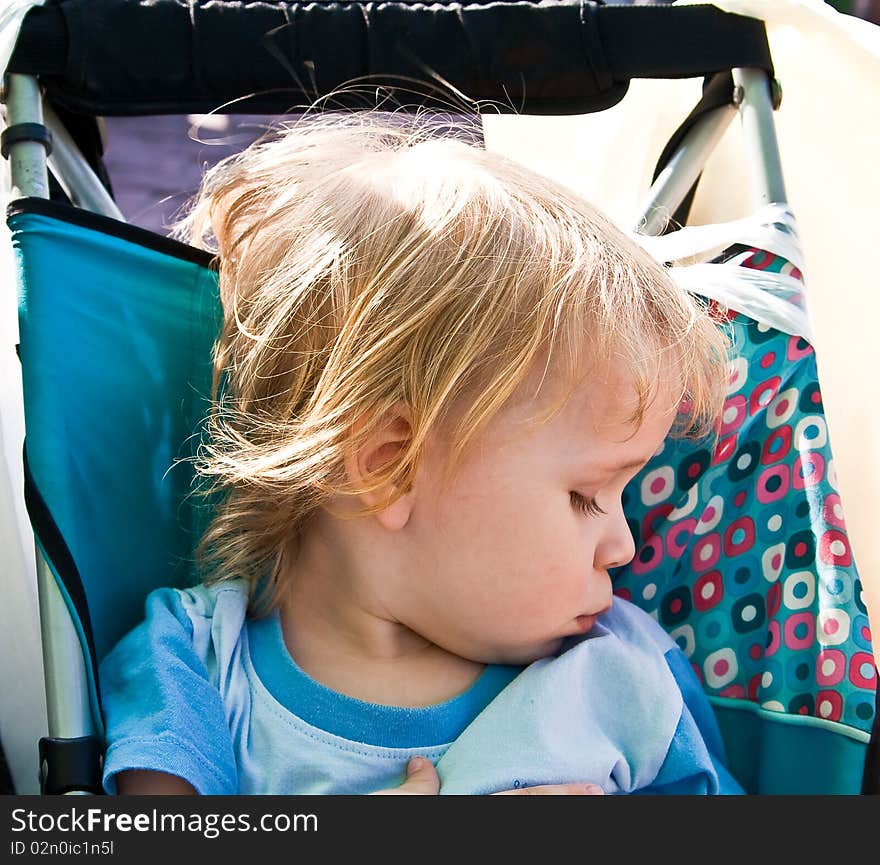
[{"xmin": 612, "ymin": 248, "xmax": 877, "ymax": 734}]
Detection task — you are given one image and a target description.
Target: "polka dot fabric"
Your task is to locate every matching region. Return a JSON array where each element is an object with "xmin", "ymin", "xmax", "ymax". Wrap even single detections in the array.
[{"xmin": 611, "ymin": 251, "xmax": 878, "ymax": 735}]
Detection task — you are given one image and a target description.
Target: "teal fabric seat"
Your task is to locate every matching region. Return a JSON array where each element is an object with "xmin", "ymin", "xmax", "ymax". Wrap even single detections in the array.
[{"xmin": 11, "ymin": 198, "xmax": 220, "ymax": 732}]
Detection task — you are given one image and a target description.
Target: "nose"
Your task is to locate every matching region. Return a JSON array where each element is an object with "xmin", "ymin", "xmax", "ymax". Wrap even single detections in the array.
[{"xmin": 594, "ymin": 506, "xmax": 636, "ymax": 572}]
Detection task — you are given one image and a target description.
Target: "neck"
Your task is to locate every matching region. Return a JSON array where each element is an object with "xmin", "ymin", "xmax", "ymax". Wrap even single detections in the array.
[{"xmin": 277, "ymin": 525, "xmax": 485, "ymax": 707}]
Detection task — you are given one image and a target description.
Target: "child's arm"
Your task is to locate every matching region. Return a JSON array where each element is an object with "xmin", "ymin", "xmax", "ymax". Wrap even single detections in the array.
[
  {"xmin": 99, "ymin": 586, "xmax": 241, "ymax": 795},
  {"xmin": 116, "ymin": 770, "xmax": 198, "ymax": 795}
]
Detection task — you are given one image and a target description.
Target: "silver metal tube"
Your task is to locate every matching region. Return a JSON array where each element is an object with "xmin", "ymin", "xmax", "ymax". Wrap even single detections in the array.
[
  {"xmin": 35, "ymin": 552, "xmax": 96, "ymax": 740},
  {"xmin": 43, "ymin": 102, "xmax": 124, "ymax": 219},
  {"xmin": 634, "ymin": 104, "xmax": 737, "ymax": 236},
  {"xmin": 4, "ymin": 74, "xmax": 50, "ymax": 199},
  {"xmin": 732, "ymin": 67, "xmax": 787, "ymax": 207}
]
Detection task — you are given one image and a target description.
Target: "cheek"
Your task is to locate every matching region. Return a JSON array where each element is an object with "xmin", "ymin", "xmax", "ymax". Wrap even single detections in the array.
[
  {"xmin": 440, "ymin": 484, "xmax": 554, "ymax": 552},
  {"xmin": 437, "ymin": 487, "xmax": 592, "ymax": 591}
]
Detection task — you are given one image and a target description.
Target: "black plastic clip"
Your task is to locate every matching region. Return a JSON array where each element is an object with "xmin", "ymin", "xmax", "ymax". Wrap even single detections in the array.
[
  {"xmin": 1, "ymin": 122, "xmax": 53, "ymax": 159},
  {"xmin": 39, "ymin": 736, "xmax": 104, "ymax": 795},
  {"xmin": 769, "ymin": 78, "xmax": 783, "ymax": 111}
]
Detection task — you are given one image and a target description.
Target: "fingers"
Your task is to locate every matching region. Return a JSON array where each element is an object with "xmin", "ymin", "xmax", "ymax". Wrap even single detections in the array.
[
  {"xmin": 400, "ymin": 758, "xmax": 441, "ymax": 794},
  {"xmin": 369, "ymin": 764, "xmax": 605, "ymax": 796},
  {"xmin": 493, "ymin": 783, "xmax": 605, "ymax": 795},
  {"xmin": 370, "ymin": 757, "xmax": 441, "ymax": 795}
]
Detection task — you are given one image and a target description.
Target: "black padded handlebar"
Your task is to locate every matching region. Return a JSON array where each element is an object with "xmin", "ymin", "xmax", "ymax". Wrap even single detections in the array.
[{"xmin": 7, "ymin": 0, "xmax": 773, "ymax": 116}]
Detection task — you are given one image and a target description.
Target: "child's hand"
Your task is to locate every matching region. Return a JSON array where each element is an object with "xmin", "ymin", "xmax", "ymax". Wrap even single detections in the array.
[
  {"xmin": 370, "ymin": 758, "xmax": 442, "ymax": 795},
  {"xmin": 371, "ymin": 757, "xmax": 604, "ymax": 795}
]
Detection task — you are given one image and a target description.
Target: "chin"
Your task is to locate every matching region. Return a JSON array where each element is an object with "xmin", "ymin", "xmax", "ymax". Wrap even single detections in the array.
[
  {"xmin": 498, "ymin": 638, "xmax": 565, "ymax": 666},
  {"xmin": 573, "ymin": 613, "xmax": 598, "ymax": 634}
]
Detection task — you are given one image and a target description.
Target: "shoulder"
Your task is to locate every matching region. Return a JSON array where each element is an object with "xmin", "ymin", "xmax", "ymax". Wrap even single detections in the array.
[
  {"xmin": 101, "ymin": 579, "xmax": 253, "ymax": 687},
  {"xmin": 562, "ymin": 596, "xmax": 676, "ymax": 658},
  {"xmin": 168, "ymin": 578, "xmax": 250, "ymax": 628},
  {"xmin": 101, "ymin": 579, "xmax": 250, "ymax": 669},
  {"xmin": 139, "ymin": 578, "xmax": 250, "ymax": 630},
  {"xmin": 536, "ymin": 598, "xmax": 683, "ymax": 709},
  {"xmin": 150, "ymin": 579, "xmax": 251, "ymax": 674}
]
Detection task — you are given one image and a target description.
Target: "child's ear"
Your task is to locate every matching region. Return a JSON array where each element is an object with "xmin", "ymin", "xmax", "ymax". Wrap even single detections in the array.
[{"xmin": 343, "ymin": 406, "xmax": 415, "ymax": 532}]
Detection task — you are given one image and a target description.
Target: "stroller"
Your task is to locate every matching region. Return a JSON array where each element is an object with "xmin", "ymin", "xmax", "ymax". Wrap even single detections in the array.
[{"xmin": 1, "ymin": 0, "xmax": 876, "ymax": 795}]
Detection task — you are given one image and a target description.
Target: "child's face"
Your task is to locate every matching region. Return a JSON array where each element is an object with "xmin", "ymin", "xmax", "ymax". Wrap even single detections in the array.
[{"xmin": 390, "ymin": 361, "xmax": 679, "ymax": 666}]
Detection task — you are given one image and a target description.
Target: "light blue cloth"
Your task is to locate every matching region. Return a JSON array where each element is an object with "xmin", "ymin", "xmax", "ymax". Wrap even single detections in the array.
[{"xmin": 99, "ymin": 581, "xmax": 743, "ymax": 795}]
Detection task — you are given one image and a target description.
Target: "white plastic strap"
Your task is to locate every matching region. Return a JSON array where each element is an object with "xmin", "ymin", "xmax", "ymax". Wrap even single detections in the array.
[{"xmin": 633, "ymin": 204, "xmax": 812, "ymax": 341}]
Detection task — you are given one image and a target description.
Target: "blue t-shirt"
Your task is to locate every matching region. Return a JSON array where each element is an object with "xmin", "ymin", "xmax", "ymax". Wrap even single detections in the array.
[{"xmin": 99, "ymin": 580, "xmax": 743, "ymax": 794}]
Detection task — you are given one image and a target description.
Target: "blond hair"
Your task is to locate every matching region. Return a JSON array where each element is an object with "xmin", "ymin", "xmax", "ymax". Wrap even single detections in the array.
[{"xmin": 179, "ymin": 113, "xmax": 730, "ymax": 613}]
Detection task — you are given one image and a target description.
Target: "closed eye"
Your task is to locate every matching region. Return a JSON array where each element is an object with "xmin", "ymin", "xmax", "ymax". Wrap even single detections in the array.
[{"xmin": 570, "ymin": 491, "xmax": 607, "ymax": 517}]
